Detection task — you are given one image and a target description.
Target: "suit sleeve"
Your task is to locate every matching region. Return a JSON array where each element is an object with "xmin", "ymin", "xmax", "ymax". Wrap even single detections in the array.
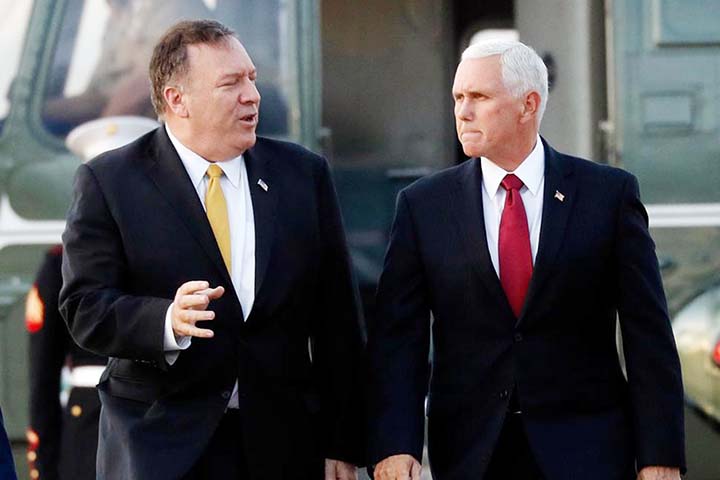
[
  {"xmin": 59, "ymin": 164, "xmax": 170, "ymax": 366},
  {"xmin": 311, "ymin": 158, "xmax": 366, "ymax": 465},
  {"xmin": 28, "ymin": 251, "xmax": 66, "ymax": 480},
  {"xmin": 615, "ymin": 174, "xmax": 686, "ymax": 472},
  {"xmin": 366, "ymin": 190, "xmax": 430, "ymax": 465}
]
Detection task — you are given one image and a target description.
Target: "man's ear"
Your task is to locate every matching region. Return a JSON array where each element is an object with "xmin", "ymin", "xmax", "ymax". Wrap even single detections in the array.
[
  {"xmin": 163, "ymin": 85, "xmax": 189, "ymax": 118},
  {"xmin": 519, "ymin": 91, "xmax": 541, "ymax": 124}
]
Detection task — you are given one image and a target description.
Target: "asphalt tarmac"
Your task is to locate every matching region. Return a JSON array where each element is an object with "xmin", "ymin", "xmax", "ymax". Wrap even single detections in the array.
[{"xmin": 683, "ymin": 405, "xmax": 720, "ymax": 480}]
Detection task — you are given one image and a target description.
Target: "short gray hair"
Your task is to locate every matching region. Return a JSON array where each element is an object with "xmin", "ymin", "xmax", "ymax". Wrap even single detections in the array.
[{"xmin": 461, "ymin": 40, "xmax": 548, "ymax": 122}]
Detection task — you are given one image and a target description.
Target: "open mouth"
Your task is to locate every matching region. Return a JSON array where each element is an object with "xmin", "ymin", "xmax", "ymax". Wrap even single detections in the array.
[{"xmin": 240, "ymin": 113, "xmax": 257, "ymax": 124}]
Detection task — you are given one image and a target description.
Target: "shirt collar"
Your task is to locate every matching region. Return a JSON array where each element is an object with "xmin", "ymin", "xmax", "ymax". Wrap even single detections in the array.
[
  {"xmin": 165, "ymin": 124, "xmax": 242, "ymax": 189},
  {"xmin": 480, "ymin": 135, "xmax": 544, "ymax": 198}
]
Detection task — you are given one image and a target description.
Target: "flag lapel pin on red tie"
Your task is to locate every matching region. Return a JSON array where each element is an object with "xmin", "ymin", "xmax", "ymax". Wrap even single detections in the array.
[
  {"xmin": 258, "ymin": 179, "xmax": 269, "ymax": 191},
  {"xmin": 554, "ymin": 190, "xmax": 565, "ymax": 202}
]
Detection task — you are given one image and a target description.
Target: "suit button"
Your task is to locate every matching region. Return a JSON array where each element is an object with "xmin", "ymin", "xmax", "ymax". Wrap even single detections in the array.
[
  {"xmin": 221, "ymin": 391, "xmax": 231, "ymax": 400},
  {"xmin": 71, "ymin": 405, "xmax": 83, "ymax": 417},
  {"xmin": 499, "ymin": 389, "xmax": 509, "ymax": 400},
  {"xmin": 514, "ymin": 332, "xmax": 523, "ymax": 342}
]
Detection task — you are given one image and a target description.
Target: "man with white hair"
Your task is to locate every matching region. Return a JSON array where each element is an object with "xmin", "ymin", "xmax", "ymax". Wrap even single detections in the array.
[{"xmin": 367, "ymin": 40, "xmax": 685, "ymax": 480}]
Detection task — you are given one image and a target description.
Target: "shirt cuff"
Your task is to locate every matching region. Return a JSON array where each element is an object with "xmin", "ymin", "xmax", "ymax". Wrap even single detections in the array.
[{"xmin": 163, "ymin": 303, "xmax": 191, "ymax": 365}]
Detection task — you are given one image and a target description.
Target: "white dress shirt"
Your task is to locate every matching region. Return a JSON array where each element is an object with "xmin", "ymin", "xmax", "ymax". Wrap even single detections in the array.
[
  {"xmin": 480, "ymin": 135, "xmax": 545, "ymax": 277},
  {"xmin": 162, "ymin": 124, "xmax": 256, "ymax": 408}
]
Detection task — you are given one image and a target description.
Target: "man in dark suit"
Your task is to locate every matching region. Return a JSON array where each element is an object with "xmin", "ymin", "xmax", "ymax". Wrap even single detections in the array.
[
  {"xmin": 367, "ymin": 40, "xmax": 685, "ymax": 480},
  {"xmin": 60, "ymin": 20, "xmax": 364, "ymax": 480}
]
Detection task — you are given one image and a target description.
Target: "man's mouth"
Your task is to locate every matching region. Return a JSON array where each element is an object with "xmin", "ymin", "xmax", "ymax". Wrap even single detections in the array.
[
  {"xmin": 461, "ymin": 131, "xmax": 482, "ymax": 138},
  {"xmin": 239, "ymin": 113, "xmax": 257, "ymax": 124}
]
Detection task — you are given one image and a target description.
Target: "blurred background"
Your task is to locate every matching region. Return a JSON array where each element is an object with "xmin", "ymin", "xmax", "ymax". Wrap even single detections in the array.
[{"xmin": 0, "ymin": 0, "xmax": 719, "ymax": 478}]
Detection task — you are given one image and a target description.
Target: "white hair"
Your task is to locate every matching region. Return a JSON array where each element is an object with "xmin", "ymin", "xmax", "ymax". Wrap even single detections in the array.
[{"xmin": 461, "ymin": 40, "xmax": 549, "ymax": 123}]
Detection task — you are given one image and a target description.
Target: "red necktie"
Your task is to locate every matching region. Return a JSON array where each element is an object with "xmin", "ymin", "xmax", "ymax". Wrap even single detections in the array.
[{"xmin": 499, "ymin": 174, "xmax": 533, "ymax": 318}]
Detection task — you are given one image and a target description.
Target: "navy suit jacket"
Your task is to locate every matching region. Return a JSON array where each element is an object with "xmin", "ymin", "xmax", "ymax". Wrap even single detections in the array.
[
  {"xmin": 60, "ymin": 127, "xmax": 365, "ymax": 479},
  {"xmin": 367, "ymin": 139, "xmax": 685, "ymax": 480}
]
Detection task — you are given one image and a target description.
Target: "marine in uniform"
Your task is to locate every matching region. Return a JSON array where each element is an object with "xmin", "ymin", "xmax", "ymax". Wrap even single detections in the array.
[
  {"xmin": 26, "ymin": 245, "xmax": 106, "ymax": 480},
  {"xmin": 26, "ymin": 116, "xmax": 159, "ymax": 480}
]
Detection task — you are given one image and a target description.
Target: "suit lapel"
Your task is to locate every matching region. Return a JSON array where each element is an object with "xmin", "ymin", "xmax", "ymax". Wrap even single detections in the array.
[
  {"xmin": 143, "ymin": 127, "xmax": 234, "ymax": 289},
  {"xmin": 451, "ymin": 159, "xmax": 513, "ymax": 314},
  {"xmin": 518, "ymin": 140, "xmax": 576, "ymax": 323},
  {"xmin": 243, "ymin": 143, "xmax": 278, "ymax": 297}
]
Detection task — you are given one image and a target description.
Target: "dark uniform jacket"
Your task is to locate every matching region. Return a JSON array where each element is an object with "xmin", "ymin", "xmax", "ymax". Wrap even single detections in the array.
[
  {"xmin": 367, "ymin": 139, "xmax": 686, "ymax": 480},
  {"xmin": 59, "ymin": 128, "xmax": 365, "ymax": 480},
  {"xmin": 27, "ymin": 246, "xmax": 106, "ymax": 480}
]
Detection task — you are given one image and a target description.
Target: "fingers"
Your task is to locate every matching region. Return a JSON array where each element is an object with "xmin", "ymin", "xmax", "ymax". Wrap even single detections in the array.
[
  {"xmin": 177, "ymin": 280, "xmax": 210, "ymax": 296},
  {"xmin": 177, "ymin": 287, "xmax": 224, "ymax": 310},
  {"xmin": 173, "ymin": 322, "xmax": 214, "ymax": 339},
  {"xmin": 336, "ymin": 462, "xmax": 357, "ymax": 480},
  {"xmin": 177, "ymin": 308, "xmax": 215, "ymax": 323},
  {"xmin": 324, "ymin": 459, "xmax": 357, "ymax": 480},
  {"xmin": 410, "ymin": 461, "xmax": 422, "ymax": 480},
  {"xmin": 171, "ymin": 304, "xmax": 214, "ymax": 338},
  {"xmin": 198, "ymin": 285, "xmax": 225, "ymax": 300},
  {"xmin": 324, "ymin": 459, "xmax": 336, "ymax": 480},
  {"xmin": 374, "ymin": 460, "xmax": 407, "ymax": 480},
  {"xmin": 374, "ymin": 455, "xmax": 419, "ymax": 480},
  {"xmin": 375, "ymin": 468, "xmax": 411, "ymax": 480},
  {"xmin": 172, "ymin": 281, "xmax": 225, "ymax": 339},
  {"xmin": 342, "ymin": 466, "xmax": 358, "ymax": 480},
  {"xmin": 178, "ymin": 293, "xmax": 210, "ymax": 310},
  {"xmin": 171, "ymin": 308, "xmax": 214, "ymax": 338}
]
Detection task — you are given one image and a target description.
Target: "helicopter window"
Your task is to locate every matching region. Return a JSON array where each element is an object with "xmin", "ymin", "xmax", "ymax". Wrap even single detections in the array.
[
  {"xmin": 0, "ymin": 1, "xmax": 35, "ymax": 132},
  {"xmin": 41, "ymin": 0, "xmax": 293, "ymax": 139}
]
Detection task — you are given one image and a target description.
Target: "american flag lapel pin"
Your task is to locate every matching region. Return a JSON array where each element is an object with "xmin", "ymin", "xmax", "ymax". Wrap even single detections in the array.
[
  {"xmin": 257, "ymin": 179, "xmax": 269, "ymax": 192},
  {"xmin": 554, "ymin": 190, "xmax": 565, "ymax": 202}
]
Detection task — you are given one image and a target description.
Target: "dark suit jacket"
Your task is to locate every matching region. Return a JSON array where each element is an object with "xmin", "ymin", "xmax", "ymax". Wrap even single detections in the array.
[
  {"xmin": 367, "ymin": 139, "xmax": 685, "ymax": 480},
  {"xmin": 60, "ymin": 127, "xmax": 365, "ymax": 480}
]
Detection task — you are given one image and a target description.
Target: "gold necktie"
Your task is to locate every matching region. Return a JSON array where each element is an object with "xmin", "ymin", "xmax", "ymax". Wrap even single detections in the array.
[{"xmin": 205, "ymin": 164, "xmax": 231, "ymax": 271}]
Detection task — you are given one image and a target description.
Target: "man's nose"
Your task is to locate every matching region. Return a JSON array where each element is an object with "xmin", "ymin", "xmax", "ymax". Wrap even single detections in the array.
[
  {"xmin": 455, "ymin": 99, "xmax": 473, "ymax": 120},
  {"xmin": 240, "ymin": 82, "xmax": 261, "ymax": 104}
]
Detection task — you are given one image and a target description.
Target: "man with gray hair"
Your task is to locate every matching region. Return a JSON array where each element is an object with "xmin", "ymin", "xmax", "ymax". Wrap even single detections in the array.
[{"xmin": 367, "ymin": 40, "xmax": 685, "ymax": 480}]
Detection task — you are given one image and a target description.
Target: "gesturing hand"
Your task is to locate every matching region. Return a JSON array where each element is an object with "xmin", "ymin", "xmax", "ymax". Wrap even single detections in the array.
[
  {"xmin": 637, "ymin": 466, "xmax": 681, "ymax": 480},
  {"xmin": 171, "ymin": 280, "xmax": 224, "ymax": 339},
  {"xmin": 324, "ymin": 459, "xmax": 357, "ymax": 480},
  {"xmin": 374, "ymin": 454, "xmax": 421, "ymax": 480}
]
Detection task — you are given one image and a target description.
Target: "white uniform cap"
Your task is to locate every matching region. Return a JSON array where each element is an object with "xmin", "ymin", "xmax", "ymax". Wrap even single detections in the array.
[{"xmin": 65, "ymin": 115, "xmax": 160, "ymax": 162}]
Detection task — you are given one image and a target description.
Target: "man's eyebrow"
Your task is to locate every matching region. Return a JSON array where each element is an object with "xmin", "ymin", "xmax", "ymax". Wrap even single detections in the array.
[
  {"xmin": 217, "ymin": 69, "xmax": 257, "ymax": 80},
  {"xmin": 453, "ymin": 87, "xmax": 479, "ymax": 96},
  {"xmin": 217, "ymin": 73, "xmax": 239, "ymax": 82}
]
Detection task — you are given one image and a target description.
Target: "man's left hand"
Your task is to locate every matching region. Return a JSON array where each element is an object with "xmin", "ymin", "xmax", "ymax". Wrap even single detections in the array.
[
  {"xmin": 325, "ymin": 458, "xmax": 357, "ymax": 480},
  {"xmin": 638, "ymin": 466, "xmax": 681, "ymax": 480}
]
